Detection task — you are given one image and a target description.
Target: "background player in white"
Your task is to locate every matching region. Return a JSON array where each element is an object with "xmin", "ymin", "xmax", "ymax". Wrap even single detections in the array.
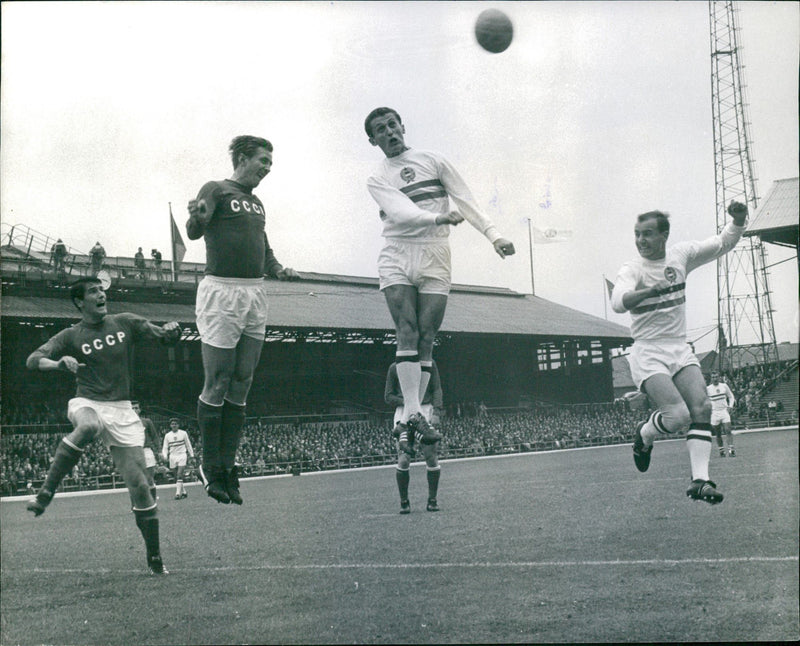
[
  {"xmin": 707, "ymin": 372, "xmax": 736, "ymax": 458},
  {"xmin": 365, "ymin": 106, "xmax": 514, "ymax": 450},
  {"xmin": 162, "ymin": 418, "xmax": 194, "ymax": 500},
  {"xmin": 25, "ymin": 277, "xmax": 180, "ymax": 574},
  {"xmin": 611, "ymin": 201, "xmax": 747, "ymax": 504},
  {"xmin": 385, "ymin": 360, "xmax": 443, "ymax": 513}
]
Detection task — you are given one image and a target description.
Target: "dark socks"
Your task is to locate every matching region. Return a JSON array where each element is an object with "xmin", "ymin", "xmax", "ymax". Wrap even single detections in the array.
[
  {"xmin": 220, "ymin": 400, "xmax": 246, "ymax": 469},
  {"xmin": 133, "ymin": 507, "xmax": 160, "ymax": 558},
  {"xmin": 427, "ymin": 467, "xmax": 441, "ymax": 499},
  {"xmin": 396, "ymin": 468, "xmax": 410, "ymax": 501},
  {"xmin": 197, "ymin": 399, "xmax": 223, "ymax": 467},
  {"xmin": 41, "ymin": 439, "xmax": 83, "ymax": 495}
]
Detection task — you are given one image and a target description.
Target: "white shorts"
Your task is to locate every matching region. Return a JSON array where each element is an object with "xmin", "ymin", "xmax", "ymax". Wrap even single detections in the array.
[
  {"xmin": 67, "ymin": 398, "xmax": 144, "ymax": 449},
  {"xmin": 143, "ymin": 448, "xmax": 156, "ymax": 468},
  {"xmin": 378, "ymin": 239, "xmax": 451, "ymax": 295},
  {"xmin": 629, "ymin": 339, "xmax": 700, "ymax": 391},
  {"xmin": 711, "ymin": 410, "xmax": 732, "ymax": 426},
  {"xmin": 169, "ymin": 456, "xmax": 188, "ymax": 469},
  {"xmin": 196, "ymin": 275, "xmax": 269, "ymax": 349}
]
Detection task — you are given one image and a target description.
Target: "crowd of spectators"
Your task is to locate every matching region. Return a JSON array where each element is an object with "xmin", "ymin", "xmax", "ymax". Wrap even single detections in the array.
[
  {"xmin": 2, "ymin": 357, "xmax": 796, "ymax": 497},
  {"xmin": 1, "ymin": 403, "xmax": 645, "ymax": 496},
  {"xmin": 721, "ymin": 359, "xmax": 797, "ymax": 420}
]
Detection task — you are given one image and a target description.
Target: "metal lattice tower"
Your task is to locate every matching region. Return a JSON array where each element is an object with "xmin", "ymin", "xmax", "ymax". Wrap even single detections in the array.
[{"xmin": 709, "ymin": 0, "xmax": 778, "ymax": 372}]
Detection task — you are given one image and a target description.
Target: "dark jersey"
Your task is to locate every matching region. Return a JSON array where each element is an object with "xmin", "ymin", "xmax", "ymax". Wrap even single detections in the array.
[
  {"xmin": 142, "ymin": 417, "xmax": 161, "ymax": 452},
  {"xmin": 187, "ymin": 179, "xmax": 282, "ymax": 279},
  {"xmin": 27, "ymin": 313, "xmax": 153, "ymax": 401}
]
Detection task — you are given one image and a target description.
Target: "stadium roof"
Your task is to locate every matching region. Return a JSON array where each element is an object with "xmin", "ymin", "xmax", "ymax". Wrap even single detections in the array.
[
  {"xmin": 1, "ymin": 272, "xmax": 631, "ymax": 342},
  {"xmin": 744, "ymin": 177, "xmax": 799, "ymax": 248}
]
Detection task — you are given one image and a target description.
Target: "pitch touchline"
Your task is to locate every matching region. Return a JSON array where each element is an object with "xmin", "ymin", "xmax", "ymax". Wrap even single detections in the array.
[{"xmin": 23, "ymin": 555, "xmax": 798, "ymax": 575}]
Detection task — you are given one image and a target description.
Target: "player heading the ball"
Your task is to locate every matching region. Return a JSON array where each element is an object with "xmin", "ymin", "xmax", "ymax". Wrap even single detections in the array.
[{"xmin": 364, "ymin": 106, "xmax": 515, "ymax": 511}]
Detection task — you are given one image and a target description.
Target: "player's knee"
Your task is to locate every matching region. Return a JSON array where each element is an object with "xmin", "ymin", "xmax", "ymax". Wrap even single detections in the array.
[
  {"xmin": 660, "ymin": 403, "xmax": 691, "ymax": 434},
  {"xmin": 422, "ymin": 443, "xmax": 438, "ymax": 466},
  {"xmin": 69, "ymin": 424, "xmax": 100, "ymax": 447},
  {"xmin": 397, "ymin": 453, "xmax": 411, "ymax": 469},
  {"xmin": 204, "ymin": 370, "xmax": 233, "ymax": 399},
  {"xmin": 690, "ymin": 397, "xmax": 713, "ymax": 421}
]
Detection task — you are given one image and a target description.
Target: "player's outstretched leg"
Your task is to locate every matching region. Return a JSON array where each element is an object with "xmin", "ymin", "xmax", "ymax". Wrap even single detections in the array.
[{"xmin": 27, "ymin": 438, "xmax": 86, "ymax": 516}]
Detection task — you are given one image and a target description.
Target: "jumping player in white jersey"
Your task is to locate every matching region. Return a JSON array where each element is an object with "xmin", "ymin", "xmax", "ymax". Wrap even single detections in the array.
[
  {"xmin": 385, "ymin": 360, "xmax": 444, "ymax": 513},
  {"xmin": 611, "ymin": 201, "xmax": 747, "ymax": 504},
  {"xmin": 365, "ymin": 107, "xmax": 515, "ymax": 457},
  {"xmin": 707, "ymin": 372, "xmax": 736, "ymax": 458},
  {"xmin": 162, "ymin": 419, "xmax": 194, "ymax": 499},
  {"xmin": 25, "ymin": 277, "xmax": 181, "ymax": 574}
]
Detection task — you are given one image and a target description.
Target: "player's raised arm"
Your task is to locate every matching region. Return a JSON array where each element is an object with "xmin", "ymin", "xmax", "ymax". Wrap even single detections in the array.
[
  {"xmin": 367, "ymin": 175, "xmax": 441, "ymax": 226},
  {"xmin": 436, "ymin": 156, "xmax": 515, "ymax": 258},
  {"xmin": 186, "ymin": 182, "xmax": 220, "ymax": 240},
  {"xmin": 143, "ymin": 321, "xmax": 182, "ymax": 345}
]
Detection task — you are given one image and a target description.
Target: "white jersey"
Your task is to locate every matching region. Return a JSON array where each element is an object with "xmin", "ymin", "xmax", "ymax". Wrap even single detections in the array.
[
  {"xmin": 611, "ymin": 222, "xmax": 744, "ymax": 341},
  {"xmin": 162, "ymin": 429, "xmax": 194, "ymax": 463},
  {"xmin": 367, "ymin": 148, "xmax": 501, "ymax": 243},
  {"xmin": 707, "ymin": 382, "xmax": 735, "ymax": 411}
]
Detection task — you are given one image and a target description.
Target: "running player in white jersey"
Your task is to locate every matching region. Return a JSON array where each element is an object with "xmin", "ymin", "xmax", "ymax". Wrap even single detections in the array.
[
  {"xmin": 162, "ymin": 419, "xmax": 194, "ymax": 499},
  {"xmin": 385, "ymin": 360, "xmax": 443, "ymax": 513},
  {"xmin": 365, "ymin": 106, "xmax": 514, "ymax": 457},
  {"xmin": 25, "ymin": 277, "xmax": 181, "ymax": 574},
  {"xmin": 707, "ymin": 372, "xmax": 736, "ymax": 458},
  {"xmin": 611, "ymin": 201, "xmax": 747, "ymax": 504}
]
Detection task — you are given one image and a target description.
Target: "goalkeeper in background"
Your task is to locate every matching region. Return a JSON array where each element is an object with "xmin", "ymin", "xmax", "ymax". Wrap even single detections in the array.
[{"xmin": 25, "ymin": 277, "xmax": 181, "ymax": 575}]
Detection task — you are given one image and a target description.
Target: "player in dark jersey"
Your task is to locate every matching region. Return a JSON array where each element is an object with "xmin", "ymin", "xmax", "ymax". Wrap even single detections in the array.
[
  {"xmin": 25, "ymin": 277, "xmax": 181, "ymax": 575},
  {"xmin": 187, "ymin": 135, "xmax": 299, "ymax": 506},
  {"xmin": 385, "ymin": 360, "xmax": 444, "ymax": 513},
  {"xmin": 134, "ymin": 402, "xmax": 161, "ymax": 502}
]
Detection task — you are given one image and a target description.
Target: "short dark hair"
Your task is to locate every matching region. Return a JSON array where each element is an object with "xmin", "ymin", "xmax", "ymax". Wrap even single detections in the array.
[
  {"xmin": 169, "ymin": 418, "xmax": 179, "ymax": 424},
  {"xmin": 637, "ymin": 210, "xmax": 670, "ymax": 235},
  {"xmin": 69, "ymin": 277, "xmax": 102, "ymax": 310},
  {"xmin": 364, "ymin": 107, "xmax": 402, "ymax": 138},
  {"xmin": 229, "ymin": 135, "xmax": 273, "ymax": 169}
]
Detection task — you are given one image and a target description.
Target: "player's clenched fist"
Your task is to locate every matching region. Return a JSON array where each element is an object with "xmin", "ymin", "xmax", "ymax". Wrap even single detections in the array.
[
  {"xmin": 494, "ymin": 238, "xmax": 515, "ymax": 259},
  {"xmin": 161, "ymin": 321, "xmax": 182, "ymax": 345},
  {"xmin": 188, "ymin": 198, "xmax": 212, "ymax": 226},
  {"xmin": 57, "ymin": 356, "xmax": 85, "ymax": 374},
  {"xmin": 727, "ymin": 201, "xmax": 748, "ymax": 225}
]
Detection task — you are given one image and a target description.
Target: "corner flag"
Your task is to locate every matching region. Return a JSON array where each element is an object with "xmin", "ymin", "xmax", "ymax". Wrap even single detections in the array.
[{"xmin": 169, "ymin": 203, "xmax": 186, "ymax": 280}]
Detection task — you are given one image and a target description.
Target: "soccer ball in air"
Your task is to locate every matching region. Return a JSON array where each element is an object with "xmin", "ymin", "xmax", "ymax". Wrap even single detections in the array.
[{"xmin": 474, "ymin": 9, "xmax": 513, "ymax": 54}]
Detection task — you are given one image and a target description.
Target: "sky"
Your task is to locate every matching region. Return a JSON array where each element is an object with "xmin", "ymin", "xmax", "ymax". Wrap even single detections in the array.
[{"xmin": 2, "ymin": 1, "xmax": 798, "ymax": 352}]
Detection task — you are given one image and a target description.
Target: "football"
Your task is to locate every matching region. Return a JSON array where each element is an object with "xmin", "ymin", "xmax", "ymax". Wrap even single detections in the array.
[{"xmin": 475, "ymin": 8, "xmax": 514, "ymax": 54}]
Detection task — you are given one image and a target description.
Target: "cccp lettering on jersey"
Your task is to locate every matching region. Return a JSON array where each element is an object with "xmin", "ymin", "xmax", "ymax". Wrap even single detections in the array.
[
  {"xmin": 80, "ymin": 331, "xmax": 126, "ymax": 355},
  {"xmin": 229, "ymin": 199, "xmax": 264, "ymax": 215}
]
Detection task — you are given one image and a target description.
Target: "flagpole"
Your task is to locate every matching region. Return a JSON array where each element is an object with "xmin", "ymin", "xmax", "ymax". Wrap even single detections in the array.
[
  {"xmin": 169, "ymin": 202, "xmax": 176, "ymax": 283},
  {"xmin": 526, "ymin": 217, "xmax": 535, "ymax": 296}
]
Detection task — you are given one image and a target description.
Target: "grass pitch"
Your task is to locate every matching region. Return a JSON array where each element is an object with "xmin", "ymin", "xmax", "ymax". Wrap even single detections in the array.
[{"xmin": 2, "ymin": 429, "xmax": 797, "ymax": 644}]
